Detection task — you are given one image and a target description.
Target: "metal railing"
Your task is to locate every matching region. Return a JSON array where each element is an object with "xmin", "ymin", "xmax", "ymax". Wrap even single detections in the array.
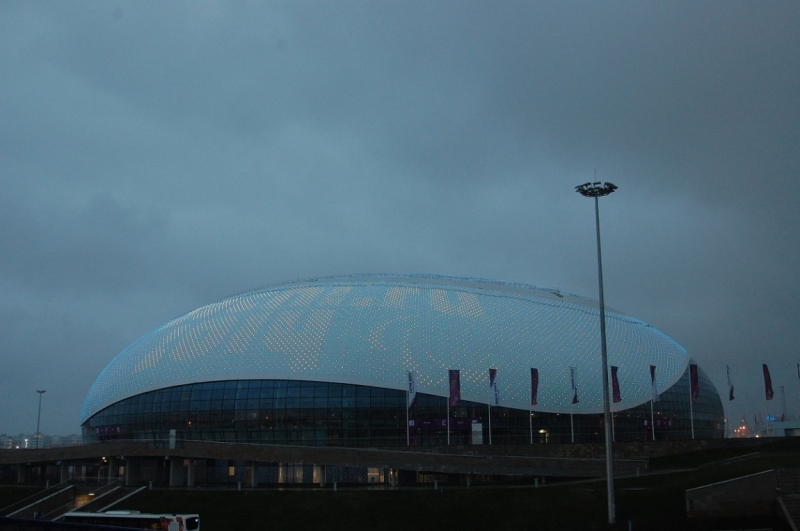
[
  {"xmin": 43, "ymin": 478, "xmax": 123, "ymax": 521},
  {"xmin": 0, "ymin": 479, "xmax": 72, "ymax": 516}
]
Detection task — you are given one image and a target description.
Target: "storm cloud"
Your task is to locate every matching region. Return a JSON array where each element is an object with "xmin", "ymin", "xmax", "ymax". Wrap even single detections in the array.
[{"xmin": 1, "ymin": 1, "xmax": 798, "ymax": 436}]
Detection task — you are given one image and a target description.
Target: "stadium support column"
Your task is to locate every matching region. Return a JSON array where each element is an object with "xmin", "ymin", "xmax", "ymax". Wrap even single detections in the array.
[
  {"xmin": 17, "ymin": 464, "xmax": 29, "ymax": 484},
  {"xmin": 169, "ymin": 458, "xmax": 185, "ymax": 487},
  {"xmin": 575, "ymin": 180, "xmax": 618, "ymax": 525},
  {"xmin": 107, "ymin": 458, "xmax": 117, "ymax": 483},
  {"xmin": 187, "ymin": 460, "xmax": 196, "ymax": 487},
  {"xmin": 249, "ymin": 462, "xmax": 257, "ymax": 488},
  {"xmin": 125, "ymin": 458, "xmax": 141, "ymax": 486},
  {"xmin": 60, "ymin": 461, "xmax": 70, "ymax": 483}
]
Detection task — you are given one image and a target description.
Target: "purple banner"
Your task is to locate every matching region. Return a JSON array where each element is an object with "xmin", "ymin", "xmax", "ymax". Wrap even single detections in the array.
[
  {"xmin": 408, "ymin": 371, "xmax": 417, "ymax": 408},
  {"xmin": 650, "ymin": 365, "xmax": 659, "ymax": 402},
  {"xmin": 489, "ymin": 368, "xmax": 499, "ymax": 406},
  {"xmin": 449, "ymin": 369, "xmax": 461, "ymax": 407},
  {"xmin": 690, "ymin": 364, "xmax": 699, "ymax": 403},
  {"xmin": 763, "ymin": 364, "xmax": 774, "ymax": 400},
  {"xmin": 611, "ymin": 365, "xmax": 621, "ymax": 403},
  {"xmin": 570, "ymin": 366, "xmax": 578, "ymax": 404},
  {"xmin": 530, "ymin": 368, "xmax": 539, "ymax": 406},
  {"xmin": 726, "ymin": 365, "xmax": 734, "ymax": 401}
]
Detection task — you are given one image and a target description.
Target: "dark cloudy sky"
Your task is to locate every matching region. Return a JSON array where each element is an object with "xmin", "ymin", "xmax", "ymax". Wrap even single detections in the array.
[{"xmin": 2, "ymin": 1, "xmax": 798, "ymax": 437}]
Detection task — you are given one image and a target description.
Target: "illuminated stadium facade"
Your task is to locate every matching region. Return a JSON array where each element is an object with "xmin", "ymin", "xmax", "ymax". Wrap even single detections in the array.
[{"xmin": 82, "ymin": 274, "xmax": 724, "ymax": 447}]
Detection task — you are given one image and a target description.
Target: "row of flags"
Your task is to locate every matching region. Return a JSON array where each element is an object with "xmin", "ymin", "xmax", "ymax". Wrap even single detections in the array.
[
  {"xmin": 407, "ymin": 364, "xmax": 703, "ymax": 408},
  {"xmin": 729, "ymin": 363, "xmax": 780, "ymax": 402},
  {"xmin": 407, "ymin": 362, "xmax": 788, "ymax": 409}
]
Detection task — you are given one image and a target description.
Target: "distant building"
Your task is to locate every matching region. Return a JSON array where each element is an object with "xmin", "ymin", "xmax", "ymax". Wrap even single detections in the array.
[{"xmin": 82, "ymin": 274, "xmax": 724, "ymax": 447}]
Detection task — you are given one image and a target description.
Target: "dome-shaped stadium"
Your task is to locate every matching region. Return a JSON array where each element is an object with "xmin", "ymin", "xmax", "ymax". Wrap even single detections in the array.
[{"xmin": 82, "ymin": 274, "xmax": 724, "ymax": 446}]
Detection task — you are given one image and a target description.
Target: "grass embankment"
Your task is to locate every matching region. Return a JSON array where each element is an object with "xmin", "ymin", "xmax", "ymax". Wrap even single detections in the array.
[
  {"xmin": 0, "ymin": 486, "xmax": 46, "ymax": 516},
  {"xmin": 117, "ymin": 445, "xmax": 799, "ymax": 531},
  {"xmin": 6, "ymin": 440, "xmax": 799, "ymax": 530}
]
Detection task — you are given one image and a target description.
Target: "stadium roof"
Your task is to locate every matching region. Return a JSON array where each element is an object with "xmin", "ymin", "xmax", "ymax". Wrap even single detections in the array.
[{"xmin": 81, "ymin": 274, "xmax": 688, "ymax": 422}]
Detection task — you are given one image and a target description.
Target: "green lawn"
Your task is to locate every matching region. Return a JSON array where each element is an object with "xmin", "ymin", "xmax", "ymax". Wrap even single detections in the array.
[
  {"xmin": 4, "ymin": 440, "xmax": 798, "ymax": 530},
  {"xmin": 117, "ymin": 452, "xmax": 797, "ymax": 531}
]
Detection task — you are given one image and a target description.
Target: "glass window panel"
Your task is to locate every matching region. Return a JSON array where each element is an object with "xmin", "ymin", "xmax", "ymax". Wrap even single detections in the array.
[
  {"xmin": 260, "ymin": 387, "xmax": 274, "ymax": 399},
  {"xmin": 328, "ymin": 397, "xmax": 342, "ymax": 408}
]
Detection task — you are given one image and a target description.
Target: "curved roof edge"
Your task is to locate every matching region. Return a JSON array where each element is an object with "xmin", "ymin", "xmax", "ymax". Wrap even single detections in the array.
[{"xmin": 81, "ymin": 274, "xmax": 688, "ymax": 421}]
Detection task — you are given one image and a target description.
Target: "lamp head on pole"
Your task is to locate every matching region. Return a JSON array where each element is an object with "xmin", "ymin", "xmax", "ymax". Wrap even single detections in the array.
[{"xmin": 575, "ymin": 182, "xmax": 618, "ymax": 198}]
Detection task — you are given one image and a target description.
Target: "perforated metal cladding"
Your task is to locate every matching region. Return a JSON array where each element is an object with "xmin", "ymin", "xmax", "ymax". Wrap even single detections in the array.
[{"xmin": 81, "ymin": 275, "xmax": 688, "ymax": 422}]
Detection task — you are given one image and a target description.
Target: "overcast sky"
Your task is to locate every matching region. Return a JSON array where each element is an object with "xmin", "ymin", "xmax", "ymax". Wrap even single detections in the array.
[{"xmin": 2, "ymin": 1, "xmax": 798, "ymax": 437}]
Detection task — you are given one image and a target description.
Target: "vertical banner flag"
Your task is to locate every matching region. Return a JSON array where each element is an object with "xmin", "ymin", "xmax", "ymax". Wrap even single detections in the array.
[
  {"xmin": 649, "ymin": 365, "xmax": 659, "ymax": 402},
  {"xmin": 530, "ymin": 368, "xmax": 539, "ymax": 406},
  {"xmin": 407, "ymin": 371, "xmax": 417, "ymax": 408},
  {"xmin": 449, "ymin": 369, "xmax": 461, "ymax": 407},
  {"xmin": 611, "ymin": 366, "xmax": 621, "ymax": 403},
  {"xmin": 489, "ymin": 368, "xmax": 499, "ymax": 406},
  {"xmin": 570, "ymin": 366, "xmax": 579, "ymax": 404},
  {"xmin": 690, "ymin": 364, "xmax": 699, "ymax": 403},
  {"xmin": 763, "ymin": 364, "xmax": 774, "ymax": 400},
  {"xmin": 726, "ymin": 365, "xmax": 734, "ymax": 401}
]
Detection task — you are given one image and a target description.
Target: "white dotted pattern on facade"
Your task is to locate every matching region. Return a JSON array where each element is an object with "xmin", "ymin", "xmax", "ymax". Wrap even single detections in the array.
[{"xmin": 81, "ymin": 274, "xmax": 688, "ymax": 421}]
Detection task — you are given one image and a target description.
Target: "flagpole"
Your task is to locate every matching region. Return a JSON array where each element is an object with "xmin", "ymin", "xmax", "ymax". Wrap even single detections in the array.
[
  {"xmin": 781, "ymin": 385, "xmax": 787, "ymax": 421},
  {"xmin": 529, "ymin": 406, "xmax": 533, "ymax": 444},
  {"xmin": 689, "ymin": 377, "xmax": 695, "ymax": 439},
  {"xmin": 650, "ymin": 398, "xmax": 655, "ymax": 441},
  {"xmin": 570, "ymin": 402, "xmax": 575, "ymax": 444},
  {"xmin": 447, "ymin": 398, "xmax": 450, "ymax": 446},
  {"xmin": 611, "ymin": 407, "xmax": 615, "ymax": 443},
  {"xmin": 406, "ymin": 389, "xmax": 410, "ymax": 446},
  {"xmin": 488, "ymin": 403, "xmax": 492, "ymax": 445}
]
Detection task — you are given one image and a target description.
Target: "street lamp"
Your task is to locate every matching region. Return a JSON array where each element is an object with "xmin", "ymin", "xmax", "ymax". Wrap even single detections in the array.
[
  {"xmin": 35, "ymin": 390, "xmax": 46, "ymax": 450},
  {"xmin": 575, "ymin": 181, "xmax": 617, "ymax": 525}
]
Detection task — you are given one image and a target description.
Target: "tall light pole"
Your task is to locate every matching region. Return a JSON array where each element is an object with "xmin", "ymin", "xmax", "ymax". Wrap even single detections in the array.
[
  {"xmin": 575, "ymin": 181, "xmax": 617, "ymax": 524},
  {"xmin": 35, "ymin": 390, "xmax": 46, "ymax": 450}
]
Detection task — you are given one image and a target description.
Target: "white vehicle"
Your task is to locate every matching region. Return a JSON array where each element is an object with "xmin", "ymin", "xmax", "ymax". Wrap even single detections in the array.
[{"xmin": 62, "ymin": 510, "xmax": 199, "ymax": 531}]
